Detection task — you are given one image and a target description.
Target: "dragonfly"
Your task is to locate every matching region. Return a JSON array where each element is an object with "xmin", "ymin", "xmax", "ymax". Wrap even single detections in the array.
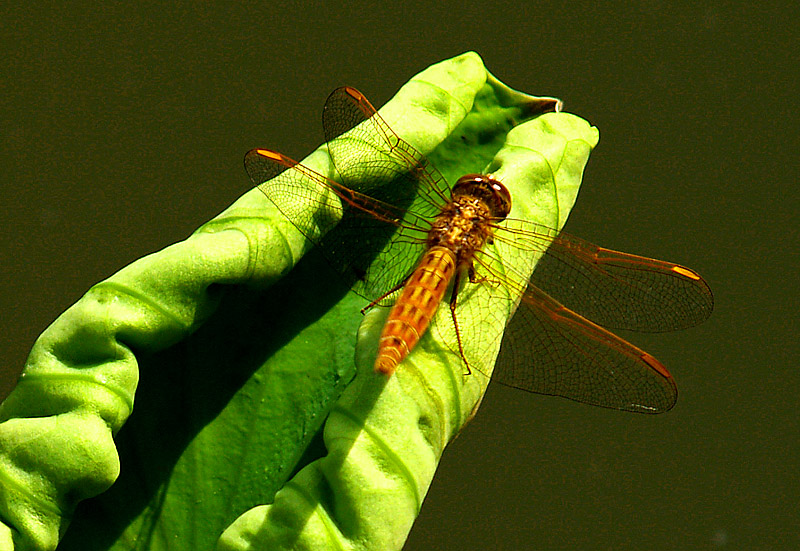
[{"xmin": 244, "ymin": 87, "xmax": 713, "ymax": 413}]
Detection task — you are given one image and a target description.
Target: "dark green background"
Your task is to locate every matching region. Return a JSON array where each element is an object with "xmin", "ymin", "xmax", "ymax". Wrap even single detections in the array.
[{"xmin": 1, "ymin": 2, "xmax": 796, "ymax": 549}]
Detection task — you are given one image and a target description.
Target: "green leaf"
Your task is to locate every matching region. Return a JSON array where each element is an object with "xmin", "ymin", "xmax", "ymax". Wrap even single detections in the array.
[{"xmin": 0, "ymin": 52, "xmax": 598, "ymax": 551}]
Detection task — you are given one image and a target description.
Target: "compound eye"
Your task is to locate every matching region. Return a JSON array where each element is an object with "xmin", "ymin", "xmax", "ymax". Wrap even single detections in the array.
[{"xmin": 489, "ymin": 180, "xmax": 512, "ymax": 219}]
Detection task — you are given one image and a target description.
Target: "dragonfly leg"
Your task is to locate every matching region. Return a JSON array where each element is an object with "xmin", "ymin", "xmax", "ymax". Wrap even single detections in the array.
[
  {"xmin": 360, "ymin": 275, "xmax": 410, "ymax": 314},
  {"xmin": 448, "ymin": 270, "xmax": 472, "ymax": 378},
  {"xmin": 467, "ymin": 262, "xmax": 499, "ymax": 288}
]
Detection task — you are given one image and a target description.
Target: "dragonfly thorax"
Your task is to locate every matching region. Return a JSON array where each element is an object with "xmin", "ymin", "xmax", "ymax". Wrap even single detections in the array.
[{"xmin": 426, "ymin": 176, "xmax": 509, "ymax": 260}]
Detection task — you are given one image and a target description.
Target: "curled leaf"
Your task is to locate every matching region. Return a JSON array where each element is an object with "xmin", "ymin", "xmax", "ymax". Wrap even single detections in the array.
[{"xmin": 0, "ymin": 52, "xmax": 597, "ymax": 551}]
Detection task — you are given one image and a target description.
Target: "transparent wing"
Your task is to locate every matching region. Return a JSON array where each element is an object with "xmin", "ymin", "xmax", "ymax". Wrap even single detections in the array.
[
  {"xmin": 244, "ymin": 148, "xmax": 430, "ymax": 302},
  {"xmin": 493, "ymin": 282, "xmax": 678, "ymax": 413},
  {"xmin": 492, "ymin": 219, "xmax": 714, "ymax": 332},
  {"xmin": 323, "ymin": 86, "xmax": 453, "ymax": 213}
]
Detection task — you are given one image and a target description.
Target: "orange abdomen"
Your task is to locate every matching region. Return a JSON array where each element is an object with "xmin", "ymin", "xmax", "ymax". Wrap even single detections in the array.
[{"xmin": 375, "ymin": 246, "xmax": 458, "ymax": 375}]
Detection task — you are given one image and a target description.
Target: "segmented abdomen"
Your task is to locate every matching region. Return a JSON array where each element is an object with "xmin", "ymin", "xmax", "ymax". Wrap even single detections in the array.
[{"xmin": 375, "ymin": 246, "xmax": 457, "ymax": 375}]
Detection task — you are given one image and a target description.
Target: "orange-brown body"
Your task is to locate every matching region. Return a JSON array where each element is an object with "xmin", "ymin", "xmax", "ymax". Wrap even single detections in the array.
[
  {"xmin": 374, "ymin": 247, "xmax": 457, "ymax": 374},
  {"xmin": 374, "ymin": 174, "xmax": 512, "ymax": 375}
]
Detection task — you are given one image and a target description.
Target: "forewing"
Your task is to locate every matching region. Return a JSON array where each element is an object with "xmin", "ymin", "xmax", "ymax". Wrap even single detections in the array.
[
  {"xmin": 244, "ymin": 148, "xmax": 428, "ymax": 301},
  {"xmin": 494, "ymin": 220, "xmax": 714, "ymax": 332},
  {"xmin": 323, "ymin": 87, "xmax": 452, "ymax": 224}
]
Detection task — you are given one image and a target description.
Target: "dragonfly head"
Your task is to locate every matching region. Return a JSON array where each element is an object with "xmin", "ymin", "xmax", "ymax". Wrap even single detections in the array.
[{"xmin": 452, "ymin": 174, "xmax": 512, "ymax": 221}]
